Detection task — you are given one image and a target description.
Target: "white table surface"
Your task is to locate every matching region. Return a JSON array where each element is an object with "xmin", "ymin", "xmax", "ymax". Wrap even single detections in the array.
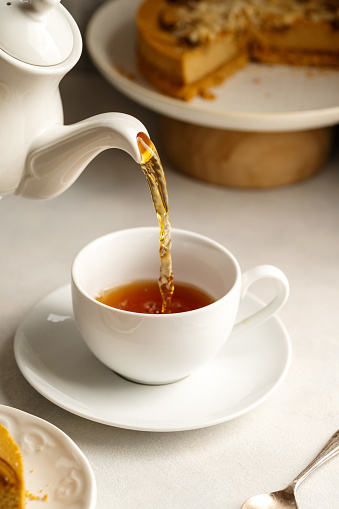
[{"xmin": 1, "ymin": 71, "xmax": 338, "ymax": 509}]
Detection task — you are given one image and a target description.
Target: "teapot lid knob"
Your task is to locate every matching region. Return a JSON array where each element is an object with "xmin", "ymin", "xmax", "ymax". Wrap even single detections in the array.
[{"xmin": 0, "ymin": 0, "xmax": 74, "ymax": 66}]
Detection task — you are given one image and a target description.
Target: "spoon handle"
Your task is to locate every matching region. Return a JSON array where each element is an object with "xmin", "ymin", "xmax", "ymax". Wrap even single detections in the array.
[{"xmin": 291, "ymin": 429, "xmax": 339, "ymax": 490}]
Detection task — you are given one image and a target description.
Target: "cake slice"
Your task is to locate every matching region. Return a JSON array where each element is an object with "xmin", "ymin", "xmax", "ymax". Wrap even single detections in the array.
[
  {"xmin": 0, "ymin": 425, "xmax": 25, "ymax": 509},
  {"xmin": 137, "ymin": 0, "xmax": 250, "ymax": 100},
  {"xmin": 249, "ymin": 0, "xmax": 339, "ymax": 67},
  {"xmin": 136, "ymin": 0, "xmax": 339, "ymax": 101}
]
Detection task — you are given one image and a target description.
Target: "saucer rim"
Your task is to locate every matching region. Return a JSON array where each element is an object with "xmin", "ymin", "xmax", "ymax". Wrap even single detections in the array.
[{"xmin": 14, "ymin": 285, "xmax": 291, "ymax": 432}]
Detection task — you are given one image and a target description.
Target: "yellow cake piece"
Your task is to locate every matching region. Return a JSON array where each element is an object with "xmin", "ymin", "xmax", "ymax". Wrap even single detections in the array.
[
  {"xmin": 0, "ymin": 425, "xmax": 25, "ymax": 509},
  {"xmin": 137, "ymin": 0, "xmax": 339, "ymax": 101}
]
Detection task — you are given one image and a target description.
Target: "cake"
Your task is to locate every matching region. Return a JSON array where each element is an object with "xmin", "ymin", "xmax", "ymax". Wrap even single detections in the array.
[
  {"xmin": 0, "ymin": 425, "xmax": 25, "ymax": 509},
  {"xmin": 136, "ymin": 0, "xmax": 339, "ymax": 100}
]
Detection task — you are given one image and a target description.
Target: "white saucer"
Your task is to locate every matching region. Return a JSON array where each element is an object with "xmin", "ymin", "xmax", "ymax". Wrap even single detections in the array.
[
  {"xmin": 0, "ymin": 404, "xmax": 96, "ymax": 508},
  {"xmin": 14, "ymin": 285, "xmax": 291, "ymax": 432},
  {"xmin": 86, "ymin": 0, "xmax": 339, "ymax": 132}
]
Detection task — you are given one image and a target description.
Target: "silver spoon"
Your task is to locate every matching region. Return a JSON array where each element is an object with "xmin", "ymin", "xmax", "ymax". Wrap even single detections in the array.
[{"xmin": 241, "ymin": 429, "xmax": 339, "ymax": 509}]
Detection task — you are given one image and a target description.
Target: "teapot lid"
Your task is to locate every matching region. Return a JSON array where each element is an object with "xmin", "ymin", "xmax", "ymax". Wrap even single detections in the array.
[{"xmin": 0, "ymin": 0, "xmax": 73, "ymax": 66}]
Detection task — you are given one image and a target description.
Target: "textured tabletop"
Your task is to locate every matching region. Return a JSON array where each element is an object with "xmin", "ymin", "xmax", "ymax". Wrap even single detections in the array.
[{"xmin": 0, "ymin": 71, "xmax": 338, "ymax": 509}]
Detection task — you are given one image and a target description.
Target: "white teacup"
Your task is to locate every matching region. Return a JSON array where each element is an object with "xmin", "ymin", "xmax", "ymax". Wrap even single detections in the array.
[{"xmin": 71, "ymin": 227, "xmax": 289, "ymax": 385}]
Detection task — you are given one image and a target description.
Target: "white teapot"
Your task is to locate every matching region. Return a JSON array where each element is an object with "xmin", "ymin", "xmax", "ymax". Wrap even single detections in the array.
[{"xmin": 0, "ymin": 0, "xmax": 148, "ymax": 200}]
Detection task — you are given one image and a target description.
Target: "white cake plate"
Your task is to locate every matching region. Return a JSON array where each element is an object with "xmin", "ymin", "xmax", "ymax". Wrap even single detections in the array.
[{"xmin": 86, "ymin": 0, "xmax": 339, "ymax": 132}]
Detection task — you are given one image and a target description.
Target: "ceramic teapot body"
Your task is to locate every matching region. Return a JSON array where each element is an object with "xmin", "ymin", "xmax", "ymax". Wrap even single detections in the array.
[
  {"xmin": 0, "ymin": 0, "xmax": 146, "ymax": 199},
  {"xmin": 1, "ymin": 48, "xmax": 71, "ymax": 195}
]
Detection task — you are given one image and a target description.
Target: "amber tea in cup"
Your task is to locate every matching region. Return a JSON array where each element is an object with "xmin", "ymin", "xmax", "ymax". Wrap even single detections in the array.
[{"xmin": 96, "ymin": 279, "xmax": 214, "ymax": 314}]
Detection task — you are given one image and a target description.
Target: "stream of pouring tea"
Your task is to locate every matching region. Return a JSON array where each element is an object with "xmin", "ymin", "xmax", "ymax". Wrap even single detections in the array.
[{"xmin": 137, "ymin": 132, "xmax": 174, "ymax": 313}]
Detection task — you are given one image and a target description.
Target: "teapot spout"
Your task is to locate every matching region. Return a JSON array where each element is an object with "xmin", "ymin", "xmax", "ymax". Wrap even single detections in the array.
[{"xmin": 15, "ymin": 113, "xmax": 149, "ymax": 200}]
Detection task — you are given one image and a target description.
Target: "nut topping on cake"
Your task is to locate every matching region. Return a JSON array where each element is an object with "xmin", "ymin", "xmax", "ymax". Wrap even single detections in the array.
[
  {"xmin": 159, "ymin": 0, "xmax": 339, "ymax": 46},
  {"xmin": 159, "ymin": 0, "xmax": 247, "ymax": 45}
]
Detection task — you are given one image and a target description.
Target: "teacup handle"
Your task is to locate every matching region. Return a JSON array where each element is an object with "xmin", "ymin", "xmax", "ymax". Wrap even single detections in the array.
[{"xmin": 231, "ymin": 265, "xmax": 289, "ymax": 338}]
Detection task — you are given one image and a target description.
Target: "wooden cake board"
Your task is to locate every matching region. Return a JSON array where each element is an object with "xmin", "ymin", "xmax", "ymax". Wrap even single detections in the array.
[{"xmin": 160, "ymin": 116, "xmax": 333, "ymax": 188}]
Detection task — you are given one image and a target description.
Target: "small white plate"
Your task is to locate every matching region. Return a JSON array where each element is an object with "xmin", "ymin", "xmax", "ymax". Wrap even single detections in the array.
[
  {"xmin": 0, "ymin": 405, "xmax": 96, "ymax": 508},
  {"xmin": 14, "ymin": 285, "xmax": 291, "ymax": 432},
  {"xmin": 86, "ymin": 0, "xmax": 339, "ymax": 132}
]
